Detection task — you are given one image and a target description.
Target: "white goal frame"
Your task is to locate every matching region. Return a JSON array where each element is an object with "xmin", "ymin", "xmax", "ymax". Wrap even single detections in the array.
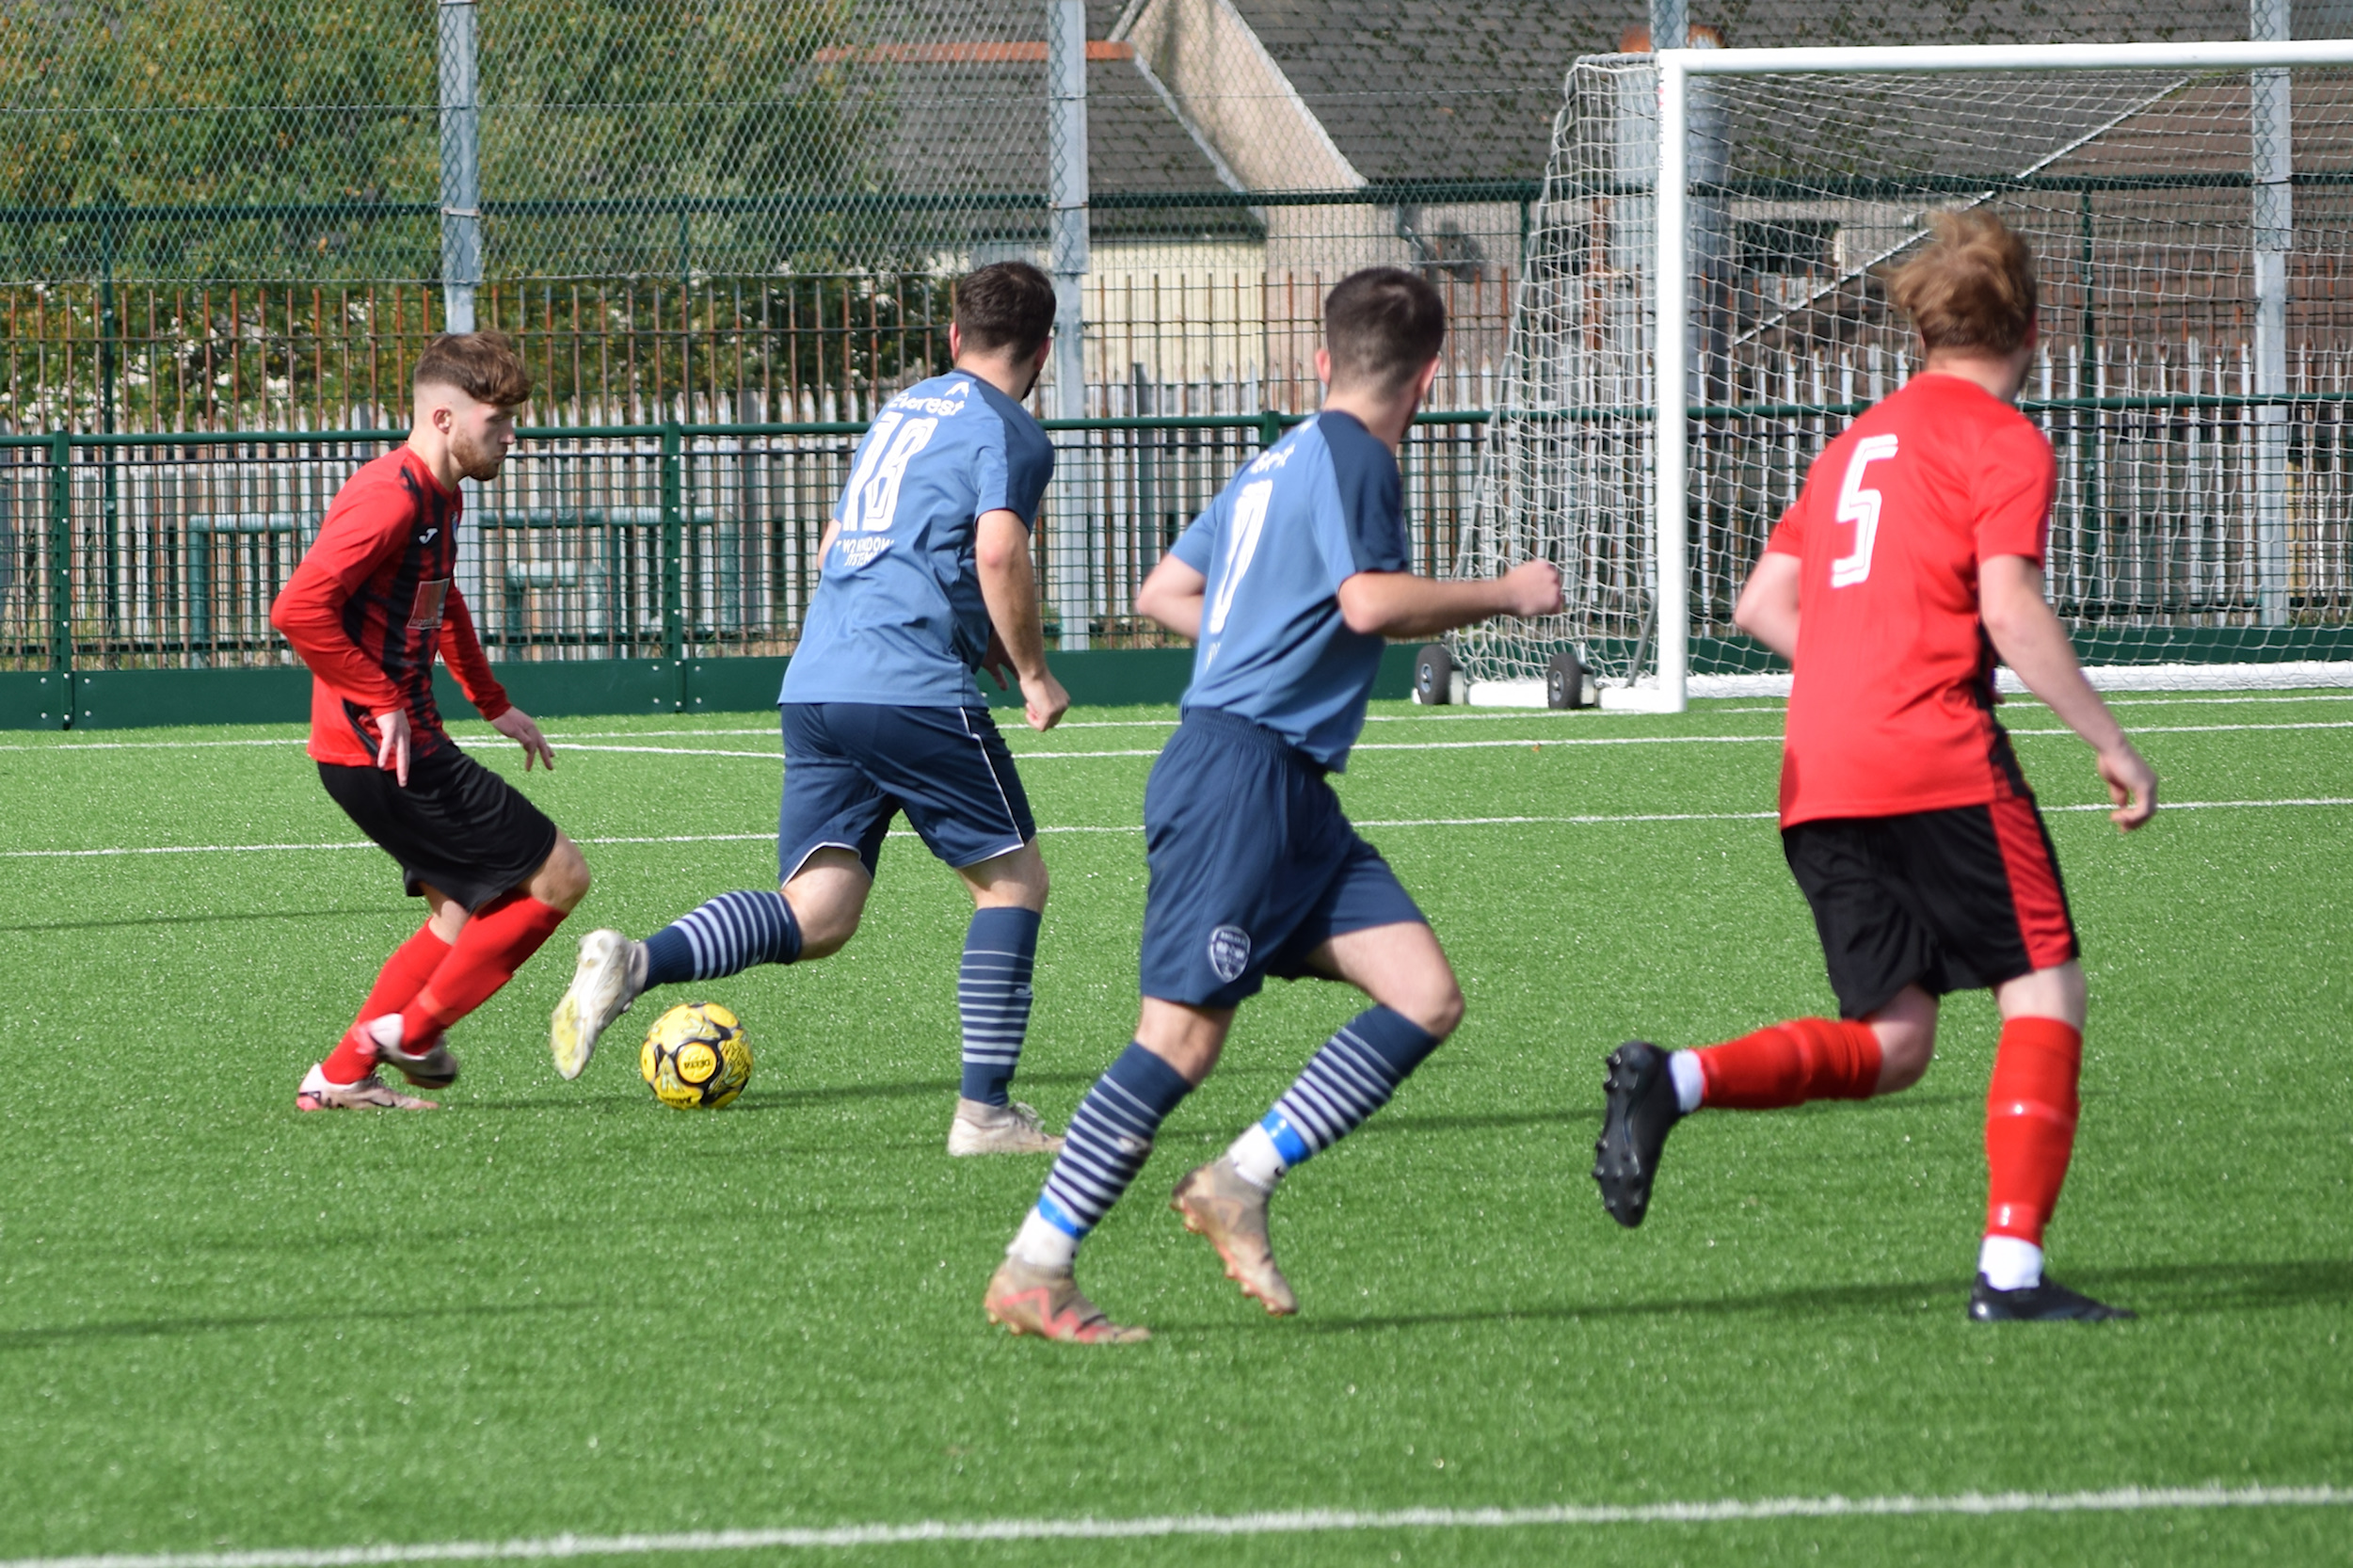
[{"xmin": 1632, "ymin": 38, "xmax": 2353, "ymax": 713}]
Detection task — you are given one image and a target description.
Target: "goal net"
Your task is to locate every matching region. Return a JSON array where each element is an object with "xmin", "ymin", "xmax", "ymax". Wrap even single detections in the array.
[{"xmin": 1453, "ymin": 42, "xmax": 2353, "ymax": 709}]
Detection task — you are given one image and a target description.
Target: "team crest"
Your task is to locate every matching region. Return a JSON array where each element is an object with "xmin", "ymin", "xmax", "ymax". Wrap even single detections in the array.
[{"xmin": 1207, "ymin": 924, "xmax": 1252, "ymax": 983}]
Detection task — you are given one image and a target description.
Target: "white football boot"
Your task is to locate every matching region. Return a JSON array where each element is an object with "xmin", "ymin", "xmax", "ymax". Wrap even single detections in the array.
[
  {"xmin": 296, "ymin": 1063, "xmax": 438, "ymax": 1112},
  {"xmin": 948, "ymin": 1097, "xmax": 1066, "ymax": 1156},
  {"xmin": 550, "ymin": 928, "xmax": 643, "ymax": 1080}
]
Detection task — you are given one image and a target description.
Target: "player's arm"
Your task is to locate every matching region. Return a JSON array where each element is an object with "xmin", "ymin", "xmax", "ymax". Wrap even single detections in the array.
[
  {"xmin": 1334, "ymin": 560, "xmax": 1562, "ymax": 640},
  {"xmin": 1980, "ymin": 553, "xmax": 2156, "ymax": 831},
  {"xmin": 270, "ymin": 503, "xmax": 417, "ymax": 782},
  {"xmin": 1732, "ymin": 551, "xmax": 1802, "ymax": 662},
  {"xmin": 975, "ymin": 507, "xmax": 1068, "ymax": 732},
  {"xmin": 1135, "ymin": 552, "xmax": 1207, "ymax": 641},
  {"xmin": 441, "ymin": 586, "xmax": 554, "ymax": 771}
]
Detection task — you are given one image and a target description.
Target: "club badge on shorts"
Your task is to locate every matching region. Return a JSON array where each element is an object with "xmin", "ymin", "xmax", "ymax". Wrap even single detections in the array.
[{"xmin": 1207, "ymin": 924, "xmax": 1252, "ymax": 983}]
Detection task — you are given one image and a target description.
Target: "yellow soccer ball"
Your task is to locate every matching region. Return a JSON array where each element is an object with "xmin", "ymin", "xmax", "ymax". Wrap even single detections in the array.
[{"xmin": 638, "ymin": 1001, "xmax": 753, "ymax": 1110}]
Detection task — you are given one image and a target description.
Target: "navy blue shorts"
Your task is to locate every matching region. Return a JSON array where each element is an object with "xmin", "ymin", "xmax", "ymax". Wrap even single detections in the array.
[
  {"xmin": 1137, "ymin": 707, "xmax": 1425, "ymax": 1008},
  {"xmin": 777, "ymin": 703, "xmax": 1036, "ymax": 881}
]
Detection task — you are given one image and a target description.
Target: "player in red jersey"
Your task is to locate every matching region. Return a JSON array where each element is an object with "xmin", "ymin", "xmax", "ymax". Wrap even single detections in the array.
[
  {"xmin": 270, "ymin": 332, "xmax": 589, "ymax": 1111},
  {"xmin": 1592, "ymin": 213, "xmax": 2158, "ymax": 1321}
]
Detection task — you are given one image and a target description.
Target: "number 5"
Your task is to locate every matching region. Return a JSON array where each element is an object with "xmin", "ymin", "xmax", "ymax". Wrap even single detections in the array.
[{"xmin": 1831, "ymin": 434, "xmax": 1898, "ymax": 588}]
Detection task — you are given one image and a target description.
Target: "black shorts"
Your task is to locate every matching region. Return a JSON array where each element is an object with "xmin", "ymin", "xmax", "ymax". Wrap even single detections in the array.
[
  {"xmin": 319, "ymin": 744, "xmax": 560, "ymax": 912},
  {"xmin": 1783, "ymin": 797, "xmax": 2080, "ymax": 1019}
]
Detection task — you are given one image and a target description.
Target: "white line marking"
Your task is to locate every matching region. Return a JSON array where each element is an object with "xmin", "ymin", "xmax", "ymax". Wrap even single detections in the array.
[
  {"xmin": 5, "ymin": 798, "xmax": 2346, "ymax": 860},
  {"xmin": 4, "ymin": 1483, "xmax": 2344, "ymax": 1567}
]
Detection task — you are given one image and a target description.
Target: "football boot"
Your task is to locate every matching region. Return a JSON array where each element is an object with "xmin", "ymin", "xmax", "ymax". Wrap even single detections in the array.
[
  {"xmin": 1969, "ymin": 1273, "xmax": 2137, "ymax": 1322},
  {"xmin": 550, "ymin": 928, "xmax": 642, "ymax": 1080},
  {"xmin": 375, "ymin": 1028, "xmax": 459, "ymax": 1091},
  {"xmin": 1171, "ymin": 1157, "xmax": 1297, "ymax": 1315},
  {"xmin": 1593, "ymin": 1040, "xmax": 1684, "ymax": 1228},
  {"xmin": 948, "ymin": 1097, "xmax": 1066, "ymax": 1156},
  {"xmin": 296, "ymin": 1063, "xmax": 438, "ymax": 1112},
  {"xmin": 983, "ymin": 1256, "xmax": 1150, "ymax": 1343}
]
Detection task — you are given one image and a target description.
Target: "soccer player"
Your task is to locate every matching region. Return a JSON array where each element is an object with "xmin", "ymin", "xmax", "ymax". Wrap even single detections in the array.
[
  {"xmin": 1590, "ymin": 213, "xmax": 2158, "ymax": 1321},
  {"xmin": 550, "ymin": 261, "xmax": 1072, "ymax": 1156},
  {"xmin": 981, "ymin": 267, "xmax": 1565, "ymax": 1343},
  {"xmin": 272, "ymin": 331, "xmax": 588, "ymax": 1112}
]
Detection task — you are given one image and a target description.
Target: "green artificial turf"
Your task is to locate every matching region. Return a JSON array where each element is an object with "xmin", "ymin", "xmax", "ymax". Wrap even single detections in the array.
[{"xmin": 0, "ymin": 693, "xmax": 2347, "ymax": 1565}]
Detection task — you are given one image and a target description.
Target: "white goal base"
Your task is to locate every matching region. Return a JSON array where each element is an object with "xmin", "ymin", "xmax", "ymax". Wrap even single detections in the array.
[
  {"xmin": 1683, "ymin": 661, "xmax": 2353, "ymax": 701},
  {"xmin": 1454, "ymin": 680, "xmax": 1689, "ymax": 712}
]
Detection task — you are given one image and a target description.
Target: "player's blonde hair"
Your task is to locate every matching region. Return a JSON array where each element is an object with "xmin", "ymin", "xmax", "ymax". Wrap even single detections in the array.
[{"xmin": 1885, "ymin": 212, "xmax": 2039, "ymax": 356}]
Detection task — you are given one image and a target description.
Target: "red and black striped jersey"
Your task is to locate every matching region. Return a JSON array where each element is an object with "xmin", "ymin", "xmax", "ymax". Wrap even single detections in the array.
[{"xmin": 271, "ymin": 447, "xmax": 510, "ymax": 767}]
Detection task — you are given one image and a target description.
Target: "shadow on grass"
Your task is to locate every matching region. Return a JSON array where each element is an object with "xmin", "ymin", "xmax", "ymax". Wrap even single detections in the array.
[
  {"xmin": 0, "ymin": 1299, "xmax": 599, "ymax": 1352},
  {"xmin": 464, "ymin": 1071, "xmax": 1097, "ymax": 1115},
  {"xmin": 1185, "ymin": 1257, "xmax": 2353, "ymax": 1336},
  {"xmin": 0, "ymin": 906, "xmax": 397, "ymax": 935}
]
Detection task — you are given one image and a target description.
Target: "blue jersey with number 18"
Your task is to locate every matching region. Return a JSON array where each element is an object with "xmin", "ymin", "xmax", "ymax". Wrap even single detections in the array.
[
  {"xmin": 1167, "ymin": 410, "xmax": 1409, "ymax": 771},
  {"xmin": 781, "ymin": 373, "xmax": 1054, "ymax": 709}
]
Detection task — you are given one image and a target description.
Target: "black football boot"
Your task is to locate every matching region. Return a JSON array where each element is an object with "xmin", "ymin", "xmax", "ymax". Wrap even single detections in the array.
[{"xmin": 1593, "ymin": 1041, "xmax": 1685, "ymax": 1229}]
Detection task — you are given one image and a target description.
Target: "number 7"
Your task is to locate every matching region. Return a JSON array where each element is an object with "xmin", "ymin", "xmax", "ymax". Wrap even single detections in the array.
[{"xmin": 1831, "ymin": 434, "xmax": 1898, "ymax": 588}]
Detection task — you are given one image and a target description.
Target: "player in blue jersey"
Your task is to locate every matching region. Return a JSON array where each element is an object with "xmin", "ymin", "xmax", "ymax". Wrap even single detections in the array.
[
  {"xmin": 983, "ymin": 268, "xmax": 1566, "ymax": 1341},
  {"xmin": 551, "ymin": 262, "xmax": 1074, "ymax": 1155}
]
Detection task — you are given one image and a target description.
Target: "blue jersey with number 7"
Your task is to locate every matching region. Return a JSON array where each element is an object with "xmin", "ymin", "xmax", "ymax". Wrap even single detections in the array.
[
  {"xmin": 781, "ymin": 373, "xmax": 1055, "ymax": 709},
  {"xmin": 1167, "ymin": 410, "xmax": 1409, "ymax": 771}
]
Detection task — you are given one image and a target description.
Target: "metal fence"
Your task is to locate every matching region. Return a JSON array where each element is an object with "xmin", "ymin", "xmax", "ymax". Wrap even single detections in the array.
[{"xmin": 0, "ymin": 410, "xmax": 1490, "ymax": 673}]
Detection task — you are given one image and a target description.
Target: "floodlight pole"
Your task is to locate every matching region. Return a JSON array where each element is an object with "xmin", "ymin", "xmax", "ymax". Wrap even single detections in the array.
[
  {"xmin": 1047, "ymin": 0, "xmax": 1093, "ymax": 649},
  {"xmin": 439, "ymin": 0, "xmax": 482, "ymax": 336},
  {"xmin": 2251, "ymin": 0, "xmax": 2293, "ymax": 627}
]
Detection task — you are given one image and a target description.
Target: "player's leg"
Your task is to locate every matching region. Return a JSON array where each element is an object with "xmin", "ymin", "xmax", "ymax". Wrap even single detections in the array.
[
  {"xmin": 303, "ymin": 746, "xmax": 570, "ymax": 1111},
  {"xmin": 551, "ymin": 703, "xmax": 884, "ymax": 1078},
  {"xmin": 947, "ymin": 840, "xmax": 1061, "ymax": 1153},
  {"xmin": 1176, "ymin": 918, "xmax": 1455, "ymax": 1316},
  {"xmin": 1595, "ymin": 819, "xmax": 1930, "ymax": 1226},
  {"xmin": 985, "ymin": 999, "xmax": 1229, "ymax": 1343},
  {"xmin": 843, "ymin": 702, "xmax": 1059, "ymax": 1150},
  {"xmin": 1958, "ymin": 801, "xmax": 2127, "ymax": 1320}
]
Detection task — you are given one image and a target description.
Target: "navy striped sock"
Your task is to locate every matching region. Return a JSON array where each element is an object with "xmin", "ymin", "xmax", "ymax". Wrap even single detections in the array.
[
  {"xmin": 1034, "ymin": 1043, "xmax": 1193, "ymax": 1240},
  {"xmin": 957, "ymin": 907, "xmax": 1039, "ymax": 1107},
  {"xmin": 640, "ymin": 890, "xmax": 802, "ymax": 986},
  {"xmin": 1257, "ymin": 1006, "xmax": 1442, "ymax": 1169}
]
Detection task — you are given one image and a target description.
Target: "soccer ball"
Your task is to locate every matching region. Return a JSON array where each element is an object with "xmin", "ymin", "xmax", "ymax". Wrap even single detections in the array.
[{"xmin": 638, "ymin": 1001, "xmax": 753, "ymax": 1110}]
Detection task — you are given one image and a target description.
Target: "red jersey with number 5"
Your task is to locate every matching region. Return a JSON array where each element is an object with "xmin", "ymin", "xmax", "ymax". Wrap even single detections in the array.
[
  {"xmin": 270, "ymin": 446, "xmax": 510, "ymax": 767},
  {"xmin": 1764, "ymin": 374, "xmax": 2057, "ymax": 826}
]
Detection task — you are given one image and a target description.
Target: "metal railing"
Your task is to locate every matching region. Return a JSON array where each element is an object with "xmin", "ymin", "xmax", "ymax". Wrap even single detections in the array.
[{"xmin": 0, "ymin": 411, "xmax": 1493, "ymax": 673}]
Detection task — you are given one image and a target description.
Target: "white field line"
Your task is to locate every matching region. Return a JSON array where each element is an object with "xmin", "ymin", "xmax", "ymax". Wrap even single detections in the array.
[
  {"xmin": 4, "ymin": 798, "xmax": 2347, "ymax": 861},
  {"xmin": 6, "ymin": 698, "xmax": 2353, "ymax": 755},
  {"xmin": 3, "ymin": 1483, "xmax": 2345, "ymax": 1567}
]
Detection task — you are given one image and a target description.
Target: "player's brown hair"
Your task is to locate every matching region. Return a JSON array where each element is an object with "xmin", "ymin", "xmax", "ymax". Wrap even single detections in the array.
[
  {"xmin": 413, "ymin": 331, "xmax": 532, "ymax": 408},
  {"xmin": 953, "ymin": 261, "xmax": 1058, "ymax": 360},
  {"xmin": 1323, "ymin": 267, "xmax": 1447, "ymax": 394},
  {"xmin": 1885, "ymin": 211, "xmax": 2039, "ymax": 356}
]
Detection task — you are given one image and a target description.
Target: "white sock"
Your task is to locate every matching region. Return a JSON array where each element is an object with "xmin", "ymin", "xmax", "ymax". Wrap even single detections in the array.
[
  {"xmin": 1227, "ymin": 1123, "xmax": 1287, "ymax": 1192},
  {"xmin": 1009, "ymin": 1208, "xmax": 1078, "ymax": 1271},
  {"xmin": 1978, "ymin": 1234, "xmax": 2044, "ymax": 1291},
  {"xmin": 1668, "ymin": 1049, "xmax": 1706, "ymax": 1114}
]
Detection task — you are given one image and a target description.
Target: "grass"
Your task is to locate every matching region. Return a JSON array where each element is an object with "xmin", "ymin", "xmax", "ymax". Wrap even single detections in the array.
[{"xmin": 0, "ymin": 692, "xmax": 2347, "ymax": 1565}]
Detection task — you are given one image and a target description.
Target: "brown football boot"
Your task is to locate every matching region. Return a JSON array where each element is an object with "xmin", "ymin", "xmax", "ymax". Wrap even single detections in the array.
[
  {"xmin": 1171, "ymin": 1157, "xmax": 1298, "ymax": 1315},
  {"xmin": 983, "ymin": 1256, "xmax": 1150, "ymax": 1343}
]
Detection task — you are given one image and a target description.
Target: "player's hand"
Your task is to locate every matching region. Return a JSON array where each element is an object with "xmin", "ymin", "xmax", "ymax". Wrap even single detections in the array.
[
  {"xmin": 2098, "ymin": 741, "xmax": 2157, "ymax": 831},
  {"xmin": 1500, "ymin": 558, "xmax": 1564, "ymax": 618},
  {"xmin": 491, "ymin": 707, "xmax": 556, "ymax": 772},
  {"xmin": 1019, "ymin": 667, "xmax": 1070, "ymax": 733},
  {"xmin": 979, "ymin": 629, "xmax": 1015, "ymax": 691},
  {"xmin": 374, "ymin": 707, "xmax": 412, "ymax": 787}
]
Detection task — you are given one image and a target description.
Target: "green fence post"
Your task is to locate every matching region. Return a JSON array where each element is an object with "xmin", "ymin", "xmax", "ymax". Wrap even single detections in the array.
[
  {"xmin": 660, "ymin": 420, "xmax": 685, "ymax": 705},
  {"xmin": 48, "ymin": 434, "xmax": 72, "ymax": 705},
  {"xmin": 1258, "ymin": 408, "xmax": 1282, "ymax": 452}
]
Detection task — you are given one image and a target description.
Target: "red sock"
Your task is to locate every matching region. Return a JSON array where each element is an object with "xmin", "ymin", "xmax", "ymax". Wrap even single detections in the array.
[
  {"xmin": 323, "ymin": 923, "xmax": 454, "ymax": 1082},
  {"xmin": 400, "ymin": 894, "xmax": 570, "ymax": 1041},
  {"xmin": 1984, "ymin": 1016, "xmax": 2083, "ymax": 1245},
  {"xmin": 1694, "ymin": 1017, "xmax": 1883, "ymax": 1109}
]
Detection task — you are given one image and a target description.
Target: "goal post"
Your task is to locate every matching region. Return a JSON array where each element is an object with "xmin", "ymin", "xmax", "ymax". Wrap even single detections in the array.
[{"xmin": 1453, "ymin": 39, "xmax": 2353, "ymax": 712}]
